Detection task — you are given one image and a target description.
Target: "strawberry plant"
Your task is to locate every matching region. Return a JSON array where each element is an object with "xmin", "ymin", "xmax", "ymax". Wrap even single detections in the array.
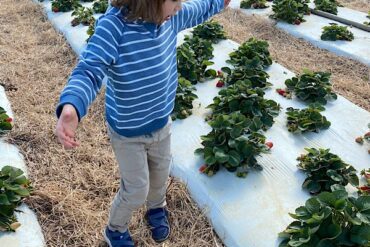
[
  {"xmin": 177, "ymin": 42, "xmax": 216, "ymax": 84},
  {"xmin": 86, "ymin": 19, "xmax": 96, "ymax": 42},
  {"xmin": 364, "ymin": 11, "xmax": 370, "ymax": 25},
  {"xmin": 192, "ymin": 19, "xmax": 227, "ymax": 43},
  {"xmin": 0, "ymin": 107, "xmax": 12, "ymax": 135},
  {"xmin": 284, "ymin": 69, "xmax": 337, "ymax": 105},
  {"xmin": 227, "ymin": 38, "xmax": 272, "ymax": 68},
  {"xmin": 221, "ymin": 65, "xmax": 272, "ymax": 89},
  {"xmin": 314, "ymin": 0, "xmax": 338, "ymax": 15},
  {"xmin": 71, "ymin": 7, "xmax": 95, "ymax": 26},
  {"xmin": 207, "ymin": 81, "xmax": 280, "ymax": 130},
  {"xmin": 271, "ymin": 0, "xmax": 310, "ymax": 24},
  {"xmin": 297, "ymin": 148, "xmax": 359, "ymax": 194},
  {"xmin": 240, "ymin": 0, "xmax": 269, "ymax": 9},
  {"xmin": 321, "ymin": 24, "xmax": 354, "ymax": 41},
  {"xmin": 286, "ymin": 104, "xmax": 331, "ymax": 133},
  {"xmin": 195, "ymin": 112, "xmax": 269, "ymax": 177},
  {"xmin": 358, "ymin": 169, "xmax": 370, "ymax": 195},
  {"xmin": 355, "ymin": 123, "xmax": 370, "ymax": 153},
  {"xmin": 171, "ymin": 77, "xmax": 198, "ymax": 120},
  {"xmin": 279, "ymin": 188, "xmax": 370, "ymax": 247},
  {"xmin": 0, "ymin": 166, "xmax": 32, "ymax": 232},
  {"xmin": 184, "ymin": 35, "xmax": 214, "ymax": 62},
  {"xmin": 51, "ymin": 0, "xmax": 81, "ymax": 12},
  {"xmin": 92, "ymin": 0, "xmax": 108, "ymax": 14}
]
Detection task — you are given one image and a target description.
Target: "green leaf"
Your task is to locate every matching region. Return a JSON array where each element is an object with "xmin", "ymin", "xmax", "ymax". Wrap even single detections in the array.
[{"xmin": 350, "ymin": 225, "xmax": 370, "ymax": 245}]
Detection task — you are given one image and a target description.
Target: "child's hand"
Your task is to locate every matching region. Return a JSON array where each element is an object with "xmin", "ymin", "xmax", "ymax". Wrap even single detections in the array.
[
  {"xmin": 224, "ymin": 0, "xmax": 231, "ymax": 8},
  {"xmin": 56, "ymin": 104, "xmax": 80, "ymax": 149}
]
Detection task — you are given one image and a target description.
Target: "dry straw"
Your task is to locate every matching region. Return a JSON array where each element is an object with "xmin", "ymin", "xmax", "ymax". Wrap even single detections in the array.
[{"xmin": 0, "ymin": 0, "xmax": 369, "ymax": 246}]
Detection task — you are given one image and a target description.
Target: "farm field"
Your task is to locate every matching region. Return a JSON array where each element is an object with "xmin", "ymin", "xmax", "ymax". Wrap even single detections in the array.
[{"xmin": 0, "ymin": 0, "xmax": 369, "ymax": 246}]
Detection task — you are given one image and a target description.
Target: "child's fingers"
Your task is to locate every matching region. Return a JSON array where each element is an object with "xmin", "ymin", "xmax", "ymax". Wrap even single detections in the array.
[{"xmin": 58, "ymin": 131, "xmax": 79, "ymax": 149}]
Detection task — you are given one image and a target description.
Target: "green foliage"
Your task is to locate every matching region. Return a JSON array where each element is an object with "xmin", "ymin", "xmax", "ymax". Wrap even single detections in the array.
[
  {"xmin": 358, "ymin": 169, "xmax": 370, "ymax": 196},
  {"xmin": 285, "ymin": 69, "xmax": 337, "ymax": 105},
  {"xmin": 195, "ymin": 113, "xmax": 269, "ymax": 177},
  {"xmin": 222, "ymin": 65, "xmax": 271, "ymax": 89},
  {"xmin": 0, "ymin": 166, "xmax": 32, "ymax": 232},
  {"xmin": 177, "ymin": 42, "xmax": 216, "ymax": 84},
  {"xmin": 227, "ymin": 38, "xmax": 273, "ymax": 68},
  {"xmin": 297, "ymin": 148, "xmax": 359, "ymax": 194},
  {"xmin": 51, "ymin": 0, "xmax": 81, "ymax": 12},
  {"xmin": 321, "ymin": 24, "xmax": 354, "ymax": 41},
  {"xmin": 314, "ymin": 0, "xmax": 338, "ymax": 15},
  {"xmin": 286, "ymin": 104, "xmax": 331, "ymax": 133},
  {"xmin": 271, "ymin": 0, "xmax": 310, "ymax": 24},
  {"xmin": 71, "ymin": 7, "xmax": 95, "ymax": 26},
  {"xmin": 171, "ymin": 77, "xmax": 198, "ymax": 120},
  {"xmin": 279, "ymin": 189, "xmax": 370, "ymax": 247},
  {"xmin": 207, "ymin": 81, "xmax": 280, "ymax": 130},
  {"xmin": 86, "ymin": 19, "xmax": 97, "ymax": 42},
  {"xmin": 0, "ymin": 107, "xmax": 12, "ymax": 135},
  {"xmin": 92, "ymin": 0, "xmax": 108, "ymax": 14},
  {"xmin": 240, "ymin": 0, "xmax": 269, "ymax": 9},
  {"xmin": 192, "ymin": 19, "xmax": 227, "ymax": 43},
  {"xmin": 184, "ymin": 35, "xmax": 214, "ymax": 61}
]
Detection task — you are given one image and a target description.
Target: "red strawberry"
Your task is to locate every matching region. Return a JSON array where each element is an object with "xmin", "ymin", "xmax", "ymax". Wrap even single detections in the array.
[
  {"xmin": 265, "ymin": 141, "xmax": 273, "ymax": 149},
  {"xmin": 359, "ymin": 186, "xmax": 370, "ymax": 192},
  {"xmin": 294, "ymin": 19, "xmax": 301, "ymax": 25},
  {"xmin": 52, "ymin": 6, "xmax": 59, "ymax": 12},
  {"xmin": 199, "ymin": 164, "xmax": 207, "ymax": 173},
  {"xmin": 216, "ymin": 80, "xmax": 224, "ymax": 88},
  {"xmin": 276, "ymin": 88, "xmax": 286, "ymax": 96},
  {"xmin": 5, "ymin": 117, "xmax": 12, "ymax": 123},
  {"xmin": 355, "ymin": 136, "xmax": 364, "ymax": 144},
  {"xmin": 364, "ymin": 132, "xmax": 370, "ymax": 138},
  {"xmin": 217, "ymin": 70, "xmax": 223, "ymax": 77}
]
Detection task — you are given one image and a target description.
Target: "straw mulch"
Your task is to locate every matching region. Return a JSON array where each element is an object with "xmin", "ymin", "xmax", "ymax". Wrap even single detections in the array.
[
  {"xmin": 0, "ymin": 0, "xmax": 369, "ymax": 247},
  {"xmin": 213, "ymin": 9, "xmax": 370, "ymax": 111},
  {"xmin": 336, "ymin": 0, "xmax": 369, "ymax": 12}
]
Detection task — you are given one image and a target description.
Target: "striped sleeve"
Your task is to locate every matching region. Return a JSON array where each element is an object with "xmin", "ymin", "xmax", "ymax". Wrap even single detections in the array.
[
  {"xmin": 56, "ymin": 14, "xmax": 123, "ymax": 120},
  {"xmin": 171, "ymin": 0, "xmax": 224, "ymax": 33}
]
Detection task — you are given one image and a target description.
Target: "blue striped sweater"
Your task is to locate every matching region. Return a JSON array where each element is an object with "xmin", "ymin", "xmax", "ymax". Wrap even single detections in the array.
[{"xmin": 57, "ymin": 0, "xmax": 224, "ymax": 137}]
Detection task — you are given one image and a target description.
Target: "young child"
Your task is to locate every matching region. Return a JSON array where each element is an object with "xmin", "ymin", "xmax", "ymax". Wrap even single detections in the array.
[{"xmin": 55, "ymin": 0, "xmax": 230, "ymax": 246}]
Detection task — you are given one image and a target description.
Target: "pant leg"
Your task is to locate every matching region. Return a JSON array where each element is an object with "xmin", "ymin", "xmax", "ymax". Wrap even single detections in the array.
[
  {"xmin": 146, "ymin": 120, "xmax": 172, "ymax": 209},
  {"xmin": 107, "ymin": 126, "xmax": 149, "ymax": 233}
]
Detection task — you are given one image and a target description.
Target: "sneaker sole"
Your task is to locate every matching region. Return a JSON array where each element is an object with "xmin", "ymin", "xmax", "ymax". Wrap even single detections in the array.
[
  {"xmin": 103, "ymin": 229, "xmax": 113, "ymax": 247},
  {"xmin": 153, "ymin": 227, "xmax": 171, "ymax": 243}
]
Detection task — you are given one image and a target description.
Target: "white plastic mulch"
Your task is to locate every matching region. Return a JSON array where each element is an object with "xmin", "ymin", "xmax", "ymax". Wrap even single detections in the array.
[
  {"xmin": 229, "ymin": 0, "xmax": 370, "ymax": 66},
  {"xmin": 0, "ymin": 86, "xmax": 45, "ymax": 246}
]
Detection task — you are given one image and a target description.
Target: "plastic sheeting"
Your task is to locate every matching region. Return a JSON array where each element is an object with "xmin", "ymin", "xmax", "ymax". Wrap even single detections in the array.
[
  {"xmin": 229, "ymin": 0, "xmax": 370, "ymax": 66},
  {"xmin": 21, "ymin": 1, "xmax": 370, "ymax": 246},
  {"xmin": 0, "ymin": 89, "xmax": 45, "ymax": 247},
  {"xmin": 172, "ymin": 36, "xmax": 370, "ymax": 246}
]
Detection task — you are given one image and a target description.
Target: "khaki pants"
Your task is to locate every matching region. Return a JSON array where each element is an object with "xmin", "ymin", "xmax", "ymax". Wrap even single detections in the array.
[{"xmin": 106, "ymin": 120, "xmax": 172, "ymax": 233}]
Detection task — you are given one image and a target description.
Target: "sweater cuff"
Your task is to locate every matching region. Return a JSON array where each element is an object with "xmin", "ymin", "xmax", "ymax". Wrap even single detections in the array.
[{"xmin": 56, "ymin": 95, "xmax": 85, "ymax": 121}]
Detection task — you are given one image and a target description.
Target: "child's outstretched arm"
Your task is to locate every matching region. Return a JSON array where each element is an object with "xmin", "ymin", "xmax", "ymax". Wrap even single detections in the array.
[
  {"xmin": 55, "ymin": 14, "xmax": 122, "ymax": 148},
  {"xmin": 171, "ymin": 0, "xmax": 229, "ymax": 33}
]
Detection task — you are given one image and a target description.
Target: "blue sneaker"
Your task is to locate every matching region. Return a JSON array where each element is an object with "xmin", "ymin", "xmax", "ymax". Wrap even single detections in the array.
[
  {"xmin": 103, "ymin": 227, "xmax": 134, "ymax": 247},
  {"xmin": 146, "ymin": 207, "xmax": 170, "ymax": 242}
]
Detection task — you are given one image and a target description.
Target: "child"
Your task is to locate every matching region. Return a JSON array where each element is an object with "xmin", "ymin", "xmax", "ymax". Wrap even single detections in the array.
[{"xmin": 55, "ymin": 0, "xmax": 230, "ymax": 246}]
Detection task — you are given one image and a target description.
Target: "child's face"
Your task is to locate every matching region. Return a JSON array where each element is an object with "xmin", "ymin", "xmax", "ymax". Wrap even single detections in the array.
[{"xmin": 162, "ymin": 0, "xmax": 182, "ymax": 22}]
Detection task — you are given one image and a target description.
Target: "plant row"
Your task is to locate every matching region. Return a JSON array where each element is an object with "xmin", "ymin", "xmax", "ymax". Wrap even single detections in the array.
[
  {"xmin": 196, "ymin": 37, "xmax": 279, "ymax": 177},
  {"xmin": 0, "ymin": 106, "xmax": 32, "ymax": 232},
  {"xmin": 172, "ymin": 20, "xmax": 227, "ymax": 120}
]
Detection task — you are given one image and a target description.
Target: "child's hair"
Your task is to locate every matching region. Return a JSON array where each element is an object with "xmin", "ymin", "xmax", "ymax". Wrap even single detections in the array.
[{"xmin": 111, "ymin": 0, "xmax": 166, "ymax": 24}]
